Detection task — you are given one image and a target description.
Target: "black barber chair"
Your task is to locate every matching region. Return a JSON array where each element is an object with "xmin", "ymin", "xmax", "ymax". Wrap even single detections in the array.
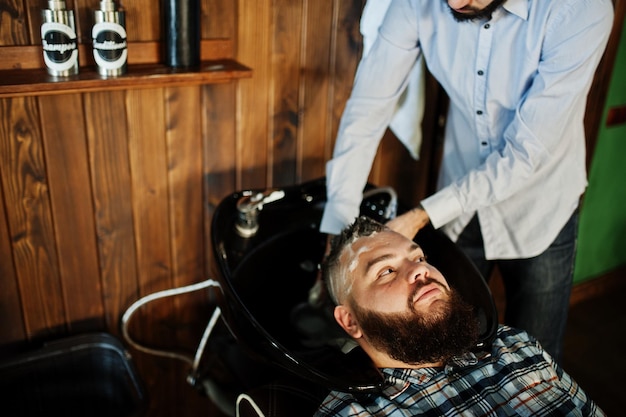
[{"xmin": 204, "ymin": 177, "xmax": 498, "ymax": 417}]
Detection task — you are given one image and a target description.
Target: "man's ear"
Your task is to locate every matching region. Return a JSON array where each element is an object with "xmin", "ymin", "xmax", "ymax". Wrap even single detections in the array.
[{"xmin": 334, "ymin": 305, "xmax": 362, "ymax": 339}]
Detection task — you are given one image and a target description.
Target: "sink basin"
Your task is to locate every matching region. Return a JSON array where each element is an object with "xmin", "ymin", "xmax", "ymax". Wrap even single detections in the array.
[{"xmin": 209, "ymin": 177, "xmax": 497, "ymax": 394}]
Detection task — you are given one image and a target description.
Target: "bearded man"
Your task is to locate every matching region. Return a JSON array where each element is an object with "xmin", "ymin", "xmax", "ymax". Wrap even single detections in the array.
[{"xmin": 315, "ymin": 216, "xmax": 604, "ymax": 416}]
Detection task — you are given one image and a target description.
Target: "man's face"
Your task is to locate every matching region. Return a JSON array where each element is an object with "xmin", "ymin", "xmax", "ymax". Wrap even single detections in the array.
[
  {"xmin": 339, "ymin": 229, "xmax": 478, "ymax": 364},
  {"xmin": 340, "ymin": 229, "xmax": 450, "ymax": 317},
  {"xmin": 446, "ymin": 0, "xmax": 507, "ymax": 21}
]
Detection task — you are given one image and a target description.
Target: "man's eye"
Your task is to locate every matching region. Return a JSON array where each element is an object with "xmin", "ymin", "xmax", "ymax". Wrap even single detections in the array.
[
  {"xmin": 379, "ymin": 268, "xmax": 395, "ymax": 278},
  {"xmin": 416, "ymin": 255, "xmax": 427, "ymax": 263}
]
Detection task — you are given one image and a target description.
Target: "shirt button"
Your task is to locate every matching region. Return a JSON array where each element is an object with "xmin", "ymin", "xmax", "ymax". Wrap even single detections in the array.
[
  {"xmin": 484, "ymin": 23, "xmax": 490, "ymax": 29},
  {"xmin": 477, "ymin": 110, "xmax": 483, "ymax": 115},
  {"xmin": 477, "ymin": 70, "xmax": 484, "ymax": 76}
]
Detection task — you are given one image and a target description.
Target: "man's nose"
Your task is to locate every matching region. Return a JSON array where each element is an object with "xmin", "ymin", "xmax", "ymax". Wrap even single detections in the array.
[{"xmin": 407, "ymin": 262, "xmax": 429, "ymax": 284}]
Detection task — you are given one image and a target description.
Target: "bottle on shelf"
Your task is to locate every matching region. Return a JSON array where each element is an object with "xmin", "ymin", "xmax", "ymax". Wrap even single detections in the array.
[
  {"xmin": 41, "ymin": 0, "xmax": 79, "ymax": 77},
  {"xmin": 92, "ymin": 0, "xmax": 128, "ymax": 77},
  {"xmin": 162, "ymin": 0, "xmax": 201, "ymax": 68}
]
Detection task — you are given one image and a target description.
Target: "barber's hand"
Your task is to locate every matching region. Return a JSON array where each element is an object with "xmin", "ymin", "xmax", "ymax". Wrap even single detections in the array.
[{"xmin": 385, "ymin": 205, "xmax": 430, "ymax": 240}]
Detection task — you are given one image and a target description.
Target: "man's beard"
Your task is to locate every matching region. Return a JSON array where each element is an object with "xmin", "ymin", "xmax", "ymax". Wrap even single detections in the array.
[
  {"xmin": 447, "ymin": 0, "xmax": 507, "ymax": 22},
  {"xmin": 351, "ymin": 281, "xmax": 480, "ymax": 365}
]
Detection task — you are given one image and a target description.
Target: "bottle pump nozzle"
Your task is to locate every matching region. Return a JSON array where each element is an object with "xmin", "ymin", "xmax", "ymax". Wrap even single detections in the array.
[
  {"xmin": 99, "ymin": 0, "xmax": 115, "ymax": 12},
  {"xmin": 48, "ymin": 0, "xmax": 67, "ymax": 10}
]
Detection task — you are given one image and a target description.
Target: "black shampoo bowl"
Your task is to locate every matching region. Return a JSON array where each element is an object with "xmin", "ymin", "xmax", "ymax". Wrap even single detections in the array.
[{"xmin": 207, "ymin": 178, "xmax": 498, "ymax": 413}]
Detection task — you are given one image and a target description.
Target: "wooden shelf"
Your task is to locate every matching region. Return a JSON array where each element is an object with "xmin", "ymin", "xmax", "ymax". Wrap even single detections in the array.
[
  {"xmin": 0, "ymin": 60, "xmax": 251, "ymax": 98},
  {"xmin": 0, "ymin": 40, "xmax": 252, "ymax": 98}
]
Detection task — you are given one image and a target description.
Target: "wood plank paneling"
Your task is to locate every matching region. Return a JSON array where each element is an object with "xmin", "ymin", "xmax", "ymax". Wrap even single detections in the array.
[
  {"xmin": 372, "ymin": 130, "xmax": 418, "ymax": 202},
  {"xmin": 39, "ymin": 94, "xmax": 104, "ymax": 332},
  {"xmin": 0, "ymin": 155, "xmax": 25, "ymax": 349},
  {"xmin": 269, "ymin": 0, "xmax": 303, "ymax": 186},
  {"xmin": 204, "ymin": 82, "xmax": 237, "ymax": 250},
  {"xmin": 0, "ymin": 0, "xmax": 28, "ymax": 46},
  {"xmin": 0, "ymin": 96, "xmax": 65, "ymax": 340},
  {"xmin": 164, "ymin": 84, "xmax": 212, "ymax": 415},
  {"xmin": 327, "ymin": 0, "xmax": 365, "ymax": 159},
  {"xmin": 73, "ymin": 0, "xmax": 96, "ymax": 47},
  {"xmin": 126, "ymin": 87, "xmax": 179, "ymax": 417},
  {"xmin": 204, "ymin": 0, "xmax": 236, "ymax": 39},
  {"xmin": 23, "ymin": 0, "xmax": 40, "ymax": 45},
  {"xmin": 165, "ymin": 85, "xmax": 207, "ymax": 330},
  {"xmin": 298, "ymin": 0, "xmax": 334, "ymax": 182},
  {"xmin": 84, "ymin": 90, "xmax": 138, "ymax": 334},
  {"xmin": 126, "ymin": 87, "xmax": 172, "ymax": 321},
  {"xmin": 237, "ymin": 0, "xmax": 271, "ymax": 190},
  {"xmin": 122, "ymin": 0, "xmax": 161, "ymax": 42}
]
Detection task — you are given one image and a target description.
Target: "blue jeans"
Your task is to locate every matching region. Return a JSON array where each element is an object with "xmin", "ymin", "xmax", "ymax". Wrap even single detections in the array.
[{"xmin": 455, "ymin": 210, "xmax": 578, "ymax": 363}]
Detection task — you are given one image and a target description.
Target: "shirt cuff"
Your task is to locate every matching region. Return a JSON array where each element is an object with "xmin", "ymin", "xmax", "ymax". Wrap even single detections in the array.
[{"xmin": 421, "ymin": 186, "xmax": 463, "ymax": 229}]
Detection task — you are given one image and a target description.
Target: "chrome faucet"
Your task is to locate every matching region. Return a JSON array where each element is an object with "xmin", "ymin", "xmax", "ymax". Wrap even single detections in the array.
[{"xmin": 235, "ymin": 189, "xmax": 286, "ymax": 237}]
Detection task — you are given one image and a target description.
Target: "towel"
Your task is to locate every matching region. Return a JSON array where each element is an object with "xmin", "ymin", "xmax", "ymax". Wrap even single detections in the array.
[{"xmin": 360, "ymin": 0, "xmax": 425, "ymax": 160}]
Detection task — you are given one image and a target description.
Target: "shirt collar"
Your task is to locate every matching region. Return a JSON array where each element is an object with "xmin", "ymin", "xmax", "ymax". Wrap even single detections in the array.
[{"xmin": 502, "ymin": 0, "xmax": 529, "ymax": 20}]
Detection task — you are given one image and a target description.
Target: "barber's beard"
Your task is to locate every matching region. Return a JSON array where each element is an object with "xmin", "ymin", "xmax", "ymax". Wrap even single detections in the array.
[
  {"xmin": 446, "ymin": 0, "xmax": 507, "ymax": 22},
  {"xmin": 351, "ymin": 285, "xmax": 479, "ymax": 365}
]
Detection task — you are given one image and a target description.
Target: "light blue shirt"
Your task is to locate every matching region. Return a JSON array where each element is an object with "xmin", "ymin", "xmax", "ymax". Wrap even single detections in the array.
[{"xmin": 321, "ymin": 0, "xmax": 613, "ymax": 259}]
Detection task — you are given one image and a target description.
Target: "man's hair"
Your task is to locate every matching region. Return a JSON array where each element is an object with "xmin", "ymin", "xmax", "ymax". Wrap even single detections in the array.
[{"xmin": 322, "ymin": 216, "xmax": 388, "ymax": 305}]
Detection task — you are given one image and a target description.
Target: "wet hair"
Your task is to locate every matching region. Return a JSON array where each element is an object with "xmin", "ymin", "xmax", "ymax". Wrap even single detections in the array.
[{"xmin": 322, "ymin": 216, "xmax": 388, "ymax": 305}]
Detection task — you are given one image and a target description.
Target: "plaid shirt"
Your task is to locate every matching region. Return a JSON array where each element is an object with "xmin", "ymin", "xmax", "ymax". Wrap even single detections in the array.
[{"xmin": 315, "ymin": 326, "xmax": 604, "ymax": 416}]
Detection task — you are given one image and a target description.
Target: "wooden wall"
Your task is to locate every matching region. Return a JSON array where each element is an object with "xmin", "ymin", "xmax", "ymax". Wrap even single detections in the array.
[
  {"xmin": 0, "ymin": 0, "xmax": 620, "ymax": 416},
  {"xmin": 0, "ymin": 0, "xmax": 433, "ymax": 416}
]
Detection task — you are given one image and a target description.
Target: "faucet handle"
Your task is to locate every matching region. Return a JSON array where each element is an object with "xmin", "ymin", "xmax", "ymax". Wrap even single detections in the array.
[
  {"xmin": 235, "ymin": 189, "xmax": 286, "ymax": 237},
  {"xmin": 237, "ymin": 189, "xmax": 286, "ymax": 212},
  {"xmin": 251, "ymin": 189, "xmax": 285, "ymax": 207}
]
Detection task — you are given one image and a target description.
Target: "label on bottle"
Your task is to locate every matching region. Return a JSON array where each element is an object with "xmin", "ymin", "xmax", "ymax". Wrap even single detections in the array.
[
  {"xmin": 41, "ymin": 21, "xmax": 78, "ymax": 73},
  {"xmin": 92, "ymin": 21, "xmax": 127, "ymax": 72}
]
